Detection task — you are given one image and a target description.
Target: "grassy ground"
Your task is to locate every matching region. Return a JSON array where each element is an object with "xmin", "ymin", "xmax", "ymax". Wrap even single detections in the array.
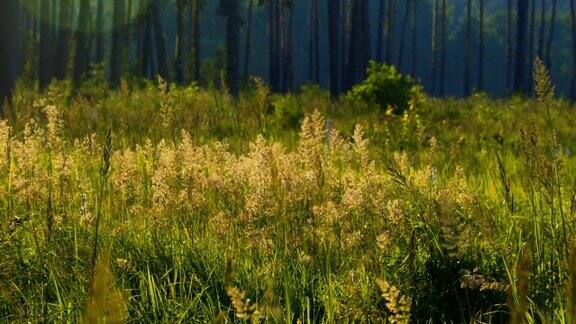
[{"xmin": 1, "ymin": 73, "xmax": 576, "ymax": 322}]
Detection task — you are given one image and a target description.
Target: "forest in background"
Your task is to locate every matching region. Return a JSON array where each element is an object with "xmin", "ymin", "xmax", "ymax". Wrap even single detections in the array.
[{"xmin": 1, "ymin": 0, "xmax": 576, "ymax": 105}]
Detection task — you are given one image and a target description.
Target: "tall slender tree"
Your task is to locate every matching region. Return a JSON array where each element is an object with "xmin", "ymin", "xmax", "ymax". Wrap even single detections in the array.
[
  {"xmin": 110, "ymin": 0, "xmax": 125, "ymax": 88},
  {"xmin": 189, "ymin": 0, "xmax": 202, "ymax": 83},
  {"xmin": 376, "ymin": 0, "xmax": 385, "ymax": 62},
  {"xmin": 175, "ymin": 0, "xmax": 186, "ymax": 84},
  {"xmin": 243, "ymin": 0, "xmax": 254, "ymax": 77},
  {"xmin": 328, "ymin": 0, "xmax": 341, "ymax": 96},
  {"xmin": 545, "ymin": 0, "xmax": 557, "ymax": 68},
  {"xmin": 385, "ymin": 0, "xmax": 396, "ymax": 65},
  {"xmin": 514, "ymin": 0, "xmax": 529, "ymax": 94},
  {"xmin": 346, "ymin": 0, "xmax": 370, "ymax": 89},
  {"xmin": 0, "ymin": 0, "xmax": 20, "ymax": 112},
  {"xmin": 477, "ymin": 0, "xmax": 484, "ymax": 91},
  {"xmin": 397, "ymin": 0, "xmax": 411, "ymax": 71},
  {"xmin": 411, "ymin": 0, "xmax": 417, "ymax": 77},
  {"xmin": 39, "ymin": 0, "xmax": 52, "ymax": 90},
  {"xmin": 440, "ymin": 0, "xmax": 446, "ymax": 96},
  {"xmin": 73, "ymin": 0, "xmax": 92, "ymax": 85},
  {"xmin": 218, "ymin": 0, "xmax": 241, "ymax": 96},
  {"xmin": 282, "ymin": 0, "xmax": 294, "ymax": 92},
  {"xmin": 570, "ymin": 0, "xmax": 576, "ymax": 100},
  {"xmin": 528, "ymin": 0, "xmax": 536, "ymax": 94},
  {"xmin": 95, "ymin": 0, "xmax": 105, "ymax": 63},
  {"xmin": 538, "ymin": 0, "xmax": 546, "ymax": 59},
  {"xmin": 340, "ymin": 0, "xmax": 349, "ymax": 90},
  {"xmin": 506, "ymin": 0, "xmax": 513, "ymax": 93},
  {"xmin": 151, "ymin": 0, "xmax": 169, "ymax": 82},
  {"xmin": 464, "ymin": 0, "xmax": 472, "ymax": 96},
  {"xmin": 268, "ymin": 0, "xmax": 280, "ymax": 91},
  {"xmin": 431, "ymin": 0, "xmax": 439, "ymax": 95},
  {"xmin": 309, "ymin": 0, "xmax": 320, "ymax": 83},
  {"xmin": 55, "ymin": 0, "xmax": 71, "ymax": 80}
]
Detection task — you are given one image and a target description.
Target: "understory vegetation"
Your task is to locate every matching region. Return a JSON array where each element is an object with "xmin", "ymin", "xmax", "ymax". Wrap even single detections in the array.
[{"xmin": 2, "ymin": 64, "xmax": 576, "ymax": 322}]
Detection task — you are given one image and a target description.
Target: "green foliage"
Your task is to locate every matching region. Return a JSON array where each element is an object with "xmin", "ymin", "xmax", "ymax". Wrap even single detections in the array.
[{"xmin": 347, "ymin": 61, "xmax": 420, "ymax": 113}]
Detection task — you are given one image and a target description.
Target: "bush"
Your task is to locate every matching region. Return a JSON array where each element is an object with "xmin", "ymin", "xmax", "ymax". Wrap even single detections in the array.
[{"xmin": 347, "ymin": 61, "xmax": 420, "ymax": 113}]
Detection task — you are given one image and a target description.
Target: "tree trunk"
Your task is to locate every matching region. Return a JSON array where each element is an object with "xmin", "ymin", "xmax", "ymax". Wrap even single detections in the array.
[
  {"xmin": 477, "ymin": 0, "xmax": 484, "ymax": 91},
  {"xmin": 506, "ymin": 0, "xmax": 513, "ymax": 93},
  {"xmin": 346, "ymin": 0, "xmax": 370, "ymax": 88},
  {"xmin": 110, "ymin": 0, "xmax": 125, "ymax": 88},
  {"xmin": 175, "ymin": 0, "xmax": 185, "ymax": 84},
  {"xmin": 538, "ymin": 0, "xmax": 545, "ymax": 59},
  {"xmin": 341, "ymin": 0, "xmax": 350, "ymax": 89},
  {"xmin": 309, "ymin": 0, "xmax": 320, "ymax": 83},
  {"xmin": 431, "ymin": 0, "xmax": 438, "ymax": 95},
  {"xmin": 411, "ymin": 0, "xmax": 417, "ymax": 77},
  {"xmin": 528, "ymin": 0, "xmax": 536, "ymax": 94},
  {"xmin": 570, "ymin": 0, "xmax": 576, "ymax": 100},
  {"xmin": 225, "ymin": 0, "xmax": 240, "ymax": 96},
  {"xmin": 397, "ymin": 0, "xmax": 410, "ymax": 71},
  {"xmin": 189, "ymin": 0, "xmax": 201, "ymax": 83},
  {"xmin": 244, "ymin": 0, "xmax": 254, "ymax": 77},
  {"xmin": 545, "ymin": 0, "xmax": 557, "ymax": 68},
  {"xmin": 95, "ymin": 0, "xmax": 105, "ymax": 63},
  {"xmin": 55, "ymin": 0, "xmax": 71, "ymax": 80},
  {"xmin": 283, "ymin": 1, "xmax": 294, "ymax": 92},
  {"xmin": 151, "ymin": 0, "xmax": 169, "ymax": 82},
  {"xmin": 73, "ymin": 0, "xmax": 91, "ymax": 86},
  {"xmin": 39, "ymin": 0, "xmax": 52, "ymax": 90},
  {"xmin": 464, "ymin": 0, "xmax": 472, "ymax": 96},
  {"xmin": 0, "ymin": 0, "xmax": 20, "ymax": 111},
  {"xmin": 376, "ymin": 0, "xmax": 385, "ymax": 62},
  {"xmin": 268, "ymin": 0, "xmax": 280, "ymax": 91},
  {"xmin": 439, "ymin": 0, "xmax": 446, "ymax": 96},
  {"xmin": 514, "ymin": 0, "xmax": 529, "ymax": 94},
  {"xmin": 328, "ymin": 0, "xmax": 341, "ymax": 96},
  {"xmin": 385, "ymin": 0, "xmax": 395, "ymax": 65},
  {"xmin": 124, "ymin": 0, "xmax": 133, "ymax": 70}
]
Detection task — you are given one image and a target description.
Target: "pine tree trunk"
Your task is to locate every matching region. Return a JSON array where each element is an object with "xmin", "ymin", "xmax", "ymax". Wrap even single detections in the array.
[
  {"xmin": 506, "ymin": 0, "xmax": 513, "ymax": 93},
  {"xmin": 385, "ymin": 0, "xmax": 396, "ymax": 65},
  {"xmin": 431, "ymin": 0, "xmax": 438, "ymax": 95},
  {"xmin": 283, "ymin": 1, "xmax": 294, "ymax": 92},
  {"xmin": 309, "ymin": 0, "xmax": 320, "ymax": 83},
  {"xmin": 545, "ymin": 0, "xmax": 557, "ymax": 68},
  {"xmin": 55, "ymin": 0, "xmax": 71, "ymax": 80},
  {"xmin": 464, "ymin": 0, "xmax": 472, "ymax": 96},
  {"xmin": 226, "ymin": 0, "xmax": 240, "ymax": 96},
  {"xmin": 39, "ymin": 0, "xmax": 52, "ymax": 90},
  {"xmin": 95, "ymin": 0, "xmax": 105, "ymax": 63},
  {"xmin": 570, "ymin": 0, "xmax": 576, "ymax": 100},
  {"xmin": 175, "ymin": 0, "xmax": 185, "ymax": 84},
  {"xmin": 110, "ymin": 0, "xmax": 125, "ymax": 88},
  {"xmin": 538, "ymin": 0, "xmax": 546, "ymax": 59},
  {"xmin": 376, "ymin": 0, "xmax": 385, "ymax": 62},
  {"xmin": 341, "ymin": 0, "xmax": 350, "ymax": 90},
  {"xmin": 0, "ymin": 0, "xmax": 20, "ymax": 111},
  {"xmin": 514, "ymin": 0, "xmax": 529, "ymax": 94},
  {"xmin": 411, "ymin": 0, "xmax": 417, "ymax": 77},
  {"xmin": 268, "ymin": 0, "xmax": 280, "ymax": 91},
  {"xmin": 124, "ymin": 0, "xmax": 132, "ymax": 70},
  {"xmin": 347, "ymin": 0, "xmax": 369, "ymax": 88},
  {"xmin": 151, "ymin": 0, "xmax": 169, "ymax": 82},
  {"xmin": 328, "ymin": 0, "xmax": 341, "ymax": 97},
  {"xmin": 73, "ymin": 0, "xmax": 91, "ymax": 86},
  {"xmin": 244, "ymin": 0, "xmax": 254, "ymax": 77},
  {"xmin": 477, "ymin": 0, "xmax": 484, "ymax": 91},
  {"xmin": 528, "ymin": 0, "xmax": 536, "ymax": 94},
  {"xmin": 397, "ymin": 0, "xmax": 410, "ymax": 71},
  {"xmin": 189, "ymin": 0, "xmax": 201, "ymax": 83},
  {"xmin": 439, "ymin": 0, "xmax": 446, "ymax": 96}
]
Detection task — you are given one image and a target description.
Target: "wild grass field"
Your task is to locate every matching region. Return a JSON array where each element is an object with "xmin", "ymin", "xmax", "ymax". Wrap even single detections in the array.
[{"xmin": 1, "ymin": 65, "xmax": 576, "ymax": 323}]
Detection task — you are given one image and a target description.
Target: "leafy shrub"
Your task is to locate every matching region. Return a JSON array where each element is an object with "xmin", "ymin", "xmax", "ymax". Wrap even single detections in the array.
[{"xmin": 347, "ymin": 61, "xmax": 420, "ymax": 113}]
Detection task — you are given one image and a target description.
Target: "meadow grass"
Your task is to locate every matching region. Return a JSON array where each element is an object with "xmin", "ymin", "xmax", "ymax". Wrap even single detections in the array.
[{"xmin": 1, "ymin": 66, "xmax": 576, "ymax": 322}]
